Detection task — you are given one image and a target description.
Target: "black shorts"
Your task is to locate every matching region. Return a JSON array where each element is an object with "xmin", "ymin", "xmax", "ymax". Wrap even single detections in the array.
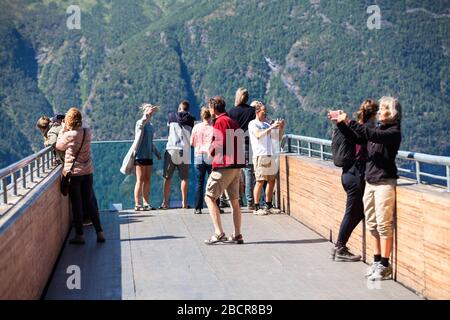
[{"xmin": 134, "ymin": 159, "xmax": 153, "ymax": 166}]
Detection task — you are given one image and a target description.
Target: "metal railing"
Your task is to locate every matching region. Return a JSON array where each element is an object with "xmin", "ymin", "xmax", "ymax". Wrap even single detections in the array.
[
  {"xmin": 283, "ymin": 134, "xmax": 450, "ymax": 192},
  {"xmin": 0, "ymin": 147, "xmax": 57, "ymax": 210},
  {"xmin": 91, "ymin": 138, "xmax": 168, "ymax": 145}
]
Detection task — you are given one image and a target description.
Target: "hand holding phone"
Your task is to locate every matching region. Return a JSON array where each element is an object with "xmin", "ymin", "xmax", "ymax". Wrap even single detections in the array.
[{"xmin": 328, "ymin": 110, "xmax": 343, "ymax": 120}]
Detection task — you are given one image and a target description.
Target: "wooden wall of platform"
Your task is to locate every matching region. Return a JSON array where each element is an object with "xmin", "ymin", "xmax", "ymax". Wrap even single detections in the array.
[{"xmin": 0, "ymin": 167, "xmax": 70, "ymax": 299}]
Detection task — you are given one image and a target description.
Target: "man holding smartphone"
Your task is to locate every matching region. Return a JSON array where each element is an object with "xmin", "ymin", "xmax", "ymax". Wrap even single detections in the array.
[{"xmin": 248, "ymin": 101, "xmax": 285, "ymax": 215}]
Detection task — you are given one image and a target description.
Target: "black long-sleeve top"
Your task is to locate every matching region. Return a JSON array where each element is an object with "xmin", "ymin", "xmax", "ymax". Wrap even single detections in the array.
[{"xmin": 337, "ymin": 120, "xmax": 401, "ymax": 183}]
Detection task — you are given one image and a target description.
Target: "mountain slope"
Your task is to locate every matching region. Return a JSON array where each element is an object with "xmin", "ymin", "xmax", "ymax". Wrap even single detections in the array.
[{"xmin": 0, "ymin": 0, "xmax": 449, "ymax": 168}]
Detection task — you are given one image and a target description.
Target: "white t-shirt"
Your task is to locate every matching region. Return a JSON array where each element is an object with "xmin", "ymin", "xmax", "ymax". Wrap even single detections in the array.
[{"xmin": 248, "ymin": 119, "xmax": 279, "ymax": 157}]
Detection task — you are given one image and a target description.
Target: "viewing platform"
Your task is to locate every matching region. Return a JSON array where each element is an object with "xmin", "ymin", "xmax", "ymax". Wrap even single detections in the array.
[
  {"xmin": 0, "ymin": 136, "xmax": 449, "ymax": 300},
  {"xmin": 45, "ymin": 209, "xmax": 419, "ymax": 300}
]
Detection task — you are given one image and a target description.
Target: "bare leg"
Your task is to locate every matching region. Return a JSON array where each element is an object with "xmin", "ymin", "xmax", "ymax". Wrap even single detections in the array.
[
  {"xmin": 143, "ymin": 166, "xmax": 151, "ymax": 205},
  {"xmin": 134, "ymin": 165, "xmax": 144, "ymax": 207},
  {"xmin": 162, "ymin": 177, "xmax": 171, "ymax": 207},
  {"xmin": 372, "ymin": 234, "xmax": 381, "ymax": 256},
  {"xmin": 265, "ymin": 180, "xmax": 276, "ymax": 203},
  {"xmin": 181, "ymin": 179, "xmax": 188, "ymax": 208},
  {"xmin": 253, "ymin": 181, "xmax": 264, "ymax": 207},
  {"xmin": 229, "ymin": 198, "xmax": 242, "ymax": 236},
  {"xmin": 381, "ymin": 237, "xmax": 393, "ymax": 259},
  {"xmin": 205, "ymin": 195, "xmax": 224, "ymax": 235}
]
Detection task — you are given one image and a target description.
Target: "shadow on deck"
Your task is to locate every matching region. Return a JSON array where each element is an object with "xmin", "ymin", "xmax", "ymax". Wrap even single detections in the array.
[{"xmin": 44, "ymin": 209, "xmax": 420, "ymax": 300}]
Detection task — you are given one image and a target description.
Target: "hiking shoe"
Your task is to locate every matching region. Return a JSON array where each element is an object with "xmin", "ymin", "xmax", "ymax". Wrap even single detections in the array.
[
  {"xmin": 334, "ymin": 247, "xmax": 361, "ymax": 262},
  {"xmin": 330, "ymin": 246, "xmax": 337, "ymax": 260},
  {"xmin": 253, "ymin": 208, "xmax": 268, "ymax": 216},
  {"xmin": 365, "ymin": 261, "xmax": 381, "ymax": 277},
  {"xmin": 368, "ymin": 263, "xmax": 392, "ymax": 281}
]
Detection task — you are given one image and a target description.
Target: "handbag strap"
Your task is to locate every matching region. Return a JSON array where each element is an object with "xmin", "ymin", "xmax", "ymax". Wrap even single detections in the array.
[{"xmin": 69, "ymin": 128, "xmax": 86, "ymax": 172}]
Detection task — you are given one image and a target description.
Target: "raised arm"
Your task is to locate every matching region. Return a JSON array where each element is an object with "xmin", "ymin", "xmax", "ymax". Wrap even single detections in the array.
[
  {"xmin": 250, "ymin": 122, "xmax": 279, "ymax": 140},
  {"xmin": 336, "ymin": 122, "xmax": 367, "ymax": 144},
  {"xmin": 347, "ymin": 120, "xmax": 400, "ymax": 144}
]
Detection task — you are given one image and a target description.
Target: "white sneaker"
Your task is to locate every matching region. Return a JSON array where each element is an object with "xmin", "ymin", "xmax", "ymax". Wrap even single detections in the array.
[
  {"xmin": 365, "ymin": 261, "xmax": 380, "ymax": 277},
  {"xmin": 368, "ymin": 263, "xmax": 392, "ymax": 281},
  {"xmin": 253, "ymin": 208, "xmax": 269, "ymax": 216},
  {"xmin": 267, "ymin": 207, "xmax": 281, "ymax": 214}
]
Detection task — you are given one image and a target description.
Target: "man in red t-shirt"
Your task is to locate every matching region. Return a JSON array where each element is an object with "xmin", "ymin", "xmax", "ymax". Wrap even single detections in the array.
[{"xmin": 204, "ymin": 96, "xmax": 245, "ymax": 245}]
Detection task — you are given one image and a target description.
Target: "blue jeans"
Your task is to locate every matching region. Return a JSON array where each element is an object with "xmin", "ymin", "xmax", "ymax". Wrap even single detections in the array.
[
  {"xmin": 244, "ymin": 165, "xmax": 255, "ymax": 205},
  {"xmin": 194, "ymin": 157, "xmax": 212, "ymax": 210}
]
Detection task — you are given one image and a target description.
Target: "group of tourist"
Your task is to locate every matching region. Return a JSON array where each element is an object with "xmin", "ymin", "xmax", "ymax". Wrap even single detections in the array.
[
  {"xmin": 121, "ymin": 88, "xmax": 285, "ymax": 245},
  {"xmin": 36, "ymin": 90, "xmax": 402, "ymax": 282}
]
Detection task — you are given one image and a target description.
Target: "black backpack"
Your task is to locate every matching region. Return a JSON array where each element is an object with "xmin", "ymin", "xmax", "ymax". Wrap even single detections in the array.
[{"xmin": 331, "ymin": 128, "xmax": 355, "ymax": 168}]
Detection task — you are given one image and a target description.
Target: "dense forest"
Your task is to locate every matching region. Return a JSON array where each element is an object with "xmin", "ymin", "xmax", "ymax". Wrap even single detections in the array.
[{"xmin": 1, "ymin": 0, "xmax": 449, "ymax": 169}]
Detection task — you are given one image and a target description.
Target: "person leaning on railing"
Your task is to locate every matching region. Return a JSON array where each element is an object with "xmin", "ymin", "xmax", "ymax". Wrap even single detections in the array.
[
  {"xmin": 56, "ymin": 107, "xmax": 105, "ymax": 245},
  {"xmin": 36, "ymin": 115, "xmax": 65, "ymax": 163},
  {"xmin": 336, "ymin": 97, "xmax": 402, "ymax": 281}
]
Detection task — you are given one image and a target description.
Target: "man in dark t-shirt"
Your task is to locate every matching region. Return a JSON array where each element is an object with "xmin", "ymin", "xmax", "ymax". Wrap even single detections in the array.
[{"xmin": 228, "ymin": 87, "xmax": 256, "ymax": 209}]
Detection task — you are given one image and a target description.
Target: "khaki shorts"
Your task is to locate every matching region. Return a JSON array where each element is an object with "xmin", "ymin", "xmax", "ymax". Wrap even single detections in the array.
[
  {"xmin": 253, "ymin": 155, "xmax": 277, "ymax": 181},
  {"xmin": 363, "ymin": 179, "xmax": 397, "ymax": 239},
  {"xmin": 205, "ymin": 168, "xmax": 241, "ymax": 200}
]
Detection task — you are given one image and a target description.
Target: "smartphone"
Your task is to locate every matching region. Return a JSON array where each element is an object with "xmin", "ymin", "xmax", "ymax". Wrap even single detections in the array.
[{"xmin": 329, "ymin": 110, "xmax": 342, "ymax": 120}]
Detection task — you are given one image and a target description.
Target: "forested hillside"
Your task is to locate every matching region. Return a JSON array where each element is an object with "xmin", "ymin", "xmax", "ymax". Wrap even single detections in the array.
[{"xmin": 1, "ymin": 0, "xmax": 449, "ymax": 167}]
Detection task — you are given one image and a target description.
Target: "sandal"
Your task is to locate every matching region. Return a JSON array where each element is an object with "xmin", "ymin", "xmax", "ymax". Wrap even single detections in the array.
[
  {"xmin": 158, "ymin": 204, "xmax": 169, "ymax": 210},
  {"xmin": 226, "ymin": 234, "xmax": 244, "ymax": 244},
  {"xmin": 135, "ymin": 205, "xmax": 144, "ymax": 212},
  {"xmin": 142, "ymin": 204, "xmax": 156, "ymax": 211},
  {"xmin": 204, "ymin": 232, "xmax": 226, "ymax": 245}
]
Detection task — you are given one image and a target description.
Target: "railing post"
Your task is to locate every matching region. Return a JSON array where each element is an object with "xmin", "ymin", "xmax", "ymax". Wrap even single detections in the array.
[
  {"xmin": 297, "ymin": 140, "xmax": 300, "ymax": 154},
  {"xmin": 308, "ymin": 142, "xmax": 312, "ymax": 157},
  {"xmin": 36, "ymin": 159, "xmax": 40, "ymax": 178},
  {"xmin": 2, "ymin": 178, "xmax": 7, "ymax": 204},
  {"xmin": 320, "ymin": 144, "xmax": 324, "ymax": 160},
  {"xmin": 415, "ymin": 161, "xmax": 421, "ymax": 184},
  {"xmin": 447, "ymin": 166, "xmax": 450, "ymax": 192},
  {"xmin": 287, "ymin": 137, "xmax": 292, "ymax": 153},
  {"xmin": 30, "ymin": 163, "xmax": 34, "ymax": 183},
  {"xmin": 21, "ymin": 167, "xmax": 27, "ymax": 189},
  {"xmin": 12, "ymin": 172, "xmax": 18, "ymax": 196},
  {"xmin": 41, "ymin": 154, "xmax": 45, "ymax": 174}
]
